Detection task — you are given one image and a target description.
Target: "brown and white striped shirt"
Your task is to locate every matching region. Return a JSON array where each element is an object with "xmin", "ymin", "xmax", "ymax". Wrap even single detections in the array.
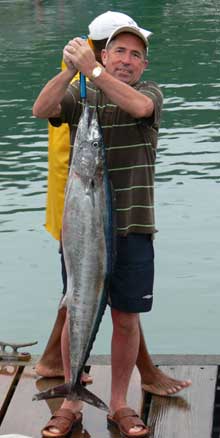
[{"xmin": 52, "ymin": 80, "xmax": 163, "ymax": 236}]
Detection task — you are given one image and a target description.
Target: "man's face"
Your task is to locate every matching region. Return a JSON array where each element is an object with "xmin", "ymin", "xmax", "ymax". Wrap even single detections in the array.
[{"xmin": 101, "ymin": 33, "xmax": 148, "ymax": 85}]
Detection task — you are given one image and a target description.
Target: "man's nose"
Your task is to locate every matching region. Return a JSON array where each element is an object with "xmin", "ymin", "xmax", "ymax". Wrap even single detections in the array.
[{"xmin": 121, "ymin": 52, "xmax": 132, "ymax": 64}]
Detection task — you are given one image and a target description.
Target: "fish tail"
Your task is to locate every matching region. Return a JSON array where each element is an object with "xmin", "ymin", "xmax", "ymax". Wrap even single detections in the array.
[
  {"xmin": 32, "ymin": 382, "xmax": 72, "ymax": 401},
  {"xmin": 33, "ymin": 381, "xmax": 108, "ymax": 412},
  {"xmin": 74, "ymin": 381, "xmax": 108, "ymax": 411}
]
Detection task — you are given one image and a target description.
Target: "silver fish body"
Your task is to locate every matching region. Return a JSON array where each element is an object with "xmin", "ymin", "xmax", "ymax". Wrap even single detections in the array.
[
  {"xmin": 63, "ymin": 103, "xmax": 110, "ymax": 385},
  {"xmin": 33, "ymin": 104, "xmax": 113, "ymax": 411}
]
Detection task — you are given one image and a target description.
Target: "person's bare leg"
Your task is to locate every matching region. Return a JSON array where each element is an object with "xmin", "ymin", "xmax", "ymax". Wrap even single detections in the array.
[
  {"xmin": 59, "ymin": 315, "xmax": 82, "ymax": 414},
  {"xmin": 44, "ymin": 314, "xmax": 83, "ymax": 435},
  {"xmin": 136, "ymin": 323, "xmax": 192, "ymax": 395},
  {"xmin": 110, "ymin": 310, "xmax": 148, "ymax": 436},
  {"xmin": 35, "ymin": 305, "xmax": 92, "ymax": 383},
  {"xmin": 35, "ymin": 306, "xmax": 66, "ymax": 377}
]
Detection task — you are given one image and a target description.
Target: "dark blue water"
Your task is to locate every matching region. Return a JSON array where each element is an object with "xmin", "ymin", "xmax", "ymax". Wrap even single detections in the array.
[{"xmin": 0, "ymin": 0, "xmax": 220, "ymax": 355}]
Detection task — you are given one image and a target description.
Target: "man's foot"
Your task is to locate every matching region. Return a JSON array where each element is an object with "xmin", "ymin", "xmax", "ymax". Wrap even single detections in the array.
[
  {"xmin": 141, "ymin": 367, "xmax": 192, "ymax": 396},
  {"xmin": 41, "ymin": 400, "xmax": 83, "ymax": 437},
  {"xmin": 35, "ymin": 362, "xmax": 93, "ymax": 384},
  {"xmin": 107, "ymin": 407, "xmax": 150, "ymax": 437},
  {"xmin": 35, "ymin": 361, "xmax": 64, "ymax": 378}
]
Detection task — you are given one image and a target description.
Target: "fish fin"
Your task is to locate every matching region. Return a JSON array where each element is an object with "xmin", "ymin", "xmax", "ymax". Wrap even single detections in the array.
[
  {"xmin": 32, "ymin": 382, "xmax": 71, "ymax": 401},
  {"xmin": 33, "ymin": 381, "xmax": 108, "ymax": 412},
  {"xmin": 75, "ymin": 381, "xmax": 109, "ymax": 412}
]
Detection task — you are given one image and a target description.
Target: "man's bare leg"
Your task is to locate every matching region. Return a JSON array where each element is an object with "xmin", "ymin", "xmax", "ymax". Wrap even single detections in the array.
[
  {"xmin": 35, "ymin": 306, "xmax": 66, "ymax": 377},
  {"xmin": 136, "ymin": 322, "xmax": 192, "ymax": 395},
  {"xmin": 109, "ymin": 310, "xmax": 149, "ymax": 436},
  {"xmin": 110, "ymin": 309, "xmax": 140, "ymax": 411},
  {"xmin": 59, "ymin": 315, "xmax": 83, "ymax": 414},
  {"xmin": 41, "ymin": 314, "xmax": 83, "ymax": 437},
  {"xmin": 35, "ymin": 306, "xmax": 92, "ymax": 384},
  {"xmin": 36, "ymin": 308, "xmax": 191, "ymax": 395}
]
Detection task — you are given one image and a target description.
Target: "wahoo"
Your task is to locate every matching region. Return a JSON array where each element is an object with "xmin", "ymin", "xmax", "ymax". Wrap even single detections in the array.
[{"xmin": 33, "ymin": 103, "xmax": 114, "ymax": 411}]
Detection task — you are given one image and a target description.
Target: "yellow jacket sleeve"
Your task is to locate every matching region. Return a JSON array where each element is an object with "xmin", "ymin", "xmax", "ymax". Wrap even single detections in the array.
[{"xmin": 45, "ymin": 61, "xmax": 80, "ymax": 240}]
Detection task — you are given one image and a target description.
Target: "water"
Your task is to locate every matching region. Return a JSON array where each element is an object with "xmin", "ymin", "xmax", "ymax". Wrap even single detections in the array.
[{"xmin": 0, "ymin": 0, "xmax": 220, "ymax": 356}]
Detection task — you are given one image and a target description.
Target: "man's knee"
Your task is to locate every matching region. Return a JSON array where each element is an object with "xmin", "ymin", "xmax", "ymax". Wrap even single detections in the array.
[{"xmin": 111, "ymin": 308, "xmax": 139, "ymax": 334}]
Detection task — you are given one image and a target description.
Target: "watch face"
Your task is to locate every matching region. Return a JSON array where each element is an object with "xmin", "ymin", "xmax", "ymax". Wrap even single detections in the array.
[{"xmin": 92, "ymin": 66, "xmax": 102, "ymax": 79}]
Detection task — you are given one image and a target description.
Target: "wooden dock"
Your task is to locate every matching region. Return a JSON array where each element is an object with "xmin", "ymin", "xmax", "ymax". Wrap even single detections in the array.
[{"xmin": 0, "ymin": 355, "xmax": 219, "ymax": 437}]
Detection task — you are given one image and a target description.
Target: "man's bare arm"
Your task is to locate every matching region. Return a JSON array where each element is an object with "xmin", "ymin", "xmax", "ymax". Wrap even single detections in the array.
[
  {"xmin": 92, "ymin": 70, "xmax": 154, "ymax": 119},
  {"xmin": 32, "ymin": 67, "xmax": 77, "ymax": 119}
]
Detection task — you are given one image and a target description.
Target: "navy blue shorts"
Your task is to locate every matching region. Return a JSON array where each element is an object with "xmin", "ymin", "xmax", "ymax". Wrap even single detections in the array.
[
  {"xmin": 109, "ymin": 234, "xmax": 154, "ymax": 313},
  {"xmin": 60, "ymin": 233, "xmax": 154, "ymax": 313}
]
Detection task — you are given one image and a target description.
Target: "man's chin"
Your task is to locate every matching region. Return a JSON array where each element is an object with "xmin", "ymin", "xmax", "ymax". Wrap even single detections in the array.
[{"xmin": 117, "ymin": 73, "xmax": 132, "ymax": 84}]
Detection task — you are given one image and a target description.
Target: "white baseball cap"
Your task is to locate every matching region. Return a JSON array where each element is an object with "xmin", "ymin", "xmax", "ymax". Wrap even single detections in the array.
[
  {"xmin": 88, "ymin": 10, "xmax": 151, "ymax": 41},
  {"xmin": 106, "ymin": 24, "xmax": 152, "ymax": 50}
]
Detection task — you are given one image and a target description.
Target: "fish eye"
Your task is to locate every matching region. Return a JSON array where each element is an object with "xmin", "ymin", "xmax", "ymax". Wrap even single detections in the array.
[{"xmin": 93, "ymin": 141, "xmax": 99, "ymax": 148}]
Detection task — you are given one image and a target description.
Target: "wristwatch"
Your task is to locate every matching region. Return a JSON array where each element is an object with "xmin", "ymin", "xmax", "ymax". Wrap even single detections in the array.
[{"xmin": 90, "ymin": 64, "xmax": 103, "ymax": 81}]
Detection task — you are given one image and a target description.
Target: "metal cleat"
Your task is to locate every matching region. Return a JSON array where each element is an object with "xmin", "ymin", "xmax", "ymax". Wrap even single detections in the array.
[{"xmin": 0, "ymin": 340, "xmax": 38, "ymax": 361}]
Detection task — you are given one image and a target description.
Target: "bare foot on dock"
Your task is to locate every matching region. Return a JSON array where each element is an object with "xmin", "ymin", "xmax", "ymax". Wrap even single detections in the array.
[
  {"xmin": 141, "ymin": 367, "xmax": 192, "ymax": 396},
  {"xmin": 35, "ymin": 361, "xmax": 93, "ymax": 385},
  {"xmin": 35, "ymin": 361, "xmax": 64, "ymax": 378}
]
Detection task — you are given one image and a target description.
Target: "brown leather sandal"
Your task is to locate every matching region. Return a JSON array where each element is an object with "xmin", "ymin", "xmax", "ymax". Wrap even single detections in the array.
[
  {"xmin": 107, "ymin": 407, "xmax": 150, "ymax": 438},
  {"xmin": 41, "ymin": 408, "xmax": 82, "ymax": 437}
]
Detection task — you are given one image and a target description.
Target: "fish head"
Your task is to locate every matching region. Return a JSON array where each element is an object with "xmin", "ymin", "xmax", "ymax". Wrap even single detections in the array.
[{"xmin": 73, "ymin": 105, "xmax": 104, "ymax": 180}]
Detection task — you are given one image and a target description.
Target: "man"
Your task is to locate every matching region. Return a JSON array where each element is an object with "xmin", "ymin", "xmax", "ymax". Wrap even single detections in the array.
[
  {"xmin": 36, "ymin": 11, "xmax": 191, "ymax": 400},
  {"xmin": 37, "ymin": 10, "xmax": 144, "ymax": 383},
  {"xmin": 33, "ymin": 20, "xmax": 191, "ymax": 438}
]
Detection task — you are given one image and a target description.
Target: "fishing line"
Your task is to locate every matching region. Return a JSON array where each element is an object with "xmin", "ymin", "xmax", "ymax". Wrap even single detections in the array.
[{"xmin": 80, "ymin": 34, "xmax": 87, "ymax": 104}]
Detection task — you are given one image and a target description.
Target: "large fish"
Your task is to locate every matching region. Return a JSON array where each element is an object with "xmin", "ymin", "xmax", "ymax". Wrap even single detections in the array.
[{"xmin": 33, "ymin": 102, "xmax": 114, "ymax": 411}]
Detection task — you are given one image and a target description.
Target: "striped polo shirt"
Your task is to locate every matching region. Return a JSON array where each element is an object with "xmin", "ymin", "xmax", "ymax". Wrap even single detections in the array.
[{"xmin": 55, "ymin": 80, "xmax": 163, "ymax": 236}]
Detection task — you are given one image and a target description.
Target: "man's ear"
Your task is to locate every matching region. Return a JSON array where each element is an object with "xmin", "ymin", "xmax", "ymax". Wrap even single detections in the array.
[{"xmin": 101, "ymin": 49, "xmax": 107, "ymax": 66}]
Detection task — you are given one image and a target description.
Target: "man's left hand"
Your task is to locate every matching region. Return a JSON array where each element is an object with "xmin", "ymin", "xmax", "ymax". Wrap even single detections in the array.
[{"xmin": 63, "ymin": 37, "xmax": 96, "ymax": 78}]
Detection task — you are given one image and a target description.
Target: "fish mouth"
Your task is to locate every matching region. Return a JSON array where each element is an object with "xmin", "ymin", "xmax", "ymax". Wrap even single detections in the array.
[
  {"xmin": 81, "ymin": 157, "xmax": 91, "ymax": 167},
  {"xmin": 73, "ymin": 154, "xmax": 97, "ymax": 178}
]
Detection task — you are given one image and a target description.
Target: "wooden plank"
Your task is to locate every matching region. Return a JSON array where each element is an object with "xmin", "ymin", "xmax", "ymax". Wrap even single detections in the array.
[
  {"xmin": 0, "ymin": 364, "xmax": 20, "ymax": 419},
  {"xmin": 0, "ymin": 365, "xmax": 142, "ymax": 437},
  {"xmin": 87, "ymin": 354, "xmax": 220, "ymax": 366},
  {"xmin": 0, "ymin": 366, "xmax": 64, "ymax": 436},
  {"xmin": 146, "ymin": 365, "xmax": 217, "ymax": 438},
  {"xmin": 31, "ymin": 354, "xmax": 220, "ymax": 366}
]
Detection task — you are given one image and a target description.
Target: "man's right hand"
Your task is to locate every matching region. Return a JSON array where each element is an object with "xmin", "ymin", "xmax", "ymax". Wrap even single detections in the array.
[{"xmin": 63, "ymin": 40, "xmax": 79, "ymax": 73}]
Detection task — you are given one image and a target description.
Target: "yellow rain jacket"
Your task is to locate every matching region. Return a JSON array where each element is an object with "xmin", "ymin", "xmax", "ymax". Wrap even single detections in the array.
[
  {"xmin": 45, "ymin": 39, "xmax": 95, "ymax": 240},
  {"xmin": 45, "ymin": 60, "xmax": 79, "ymax": 240}
]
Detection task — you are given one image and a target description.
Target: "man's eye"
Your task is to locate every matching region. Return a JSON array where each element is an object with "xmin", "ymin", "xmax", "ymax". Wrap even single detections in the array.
[{"xmin": 133, "ymin": 53, "xmax": 141, "ymax": 59}]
